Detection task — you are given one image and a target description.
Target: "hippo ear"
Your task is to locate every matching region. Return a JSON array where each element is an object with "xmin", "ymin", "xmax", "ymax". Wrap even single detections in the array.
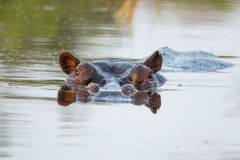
[
  {"xmin": 59, "ymin": 52, "xmax": 80, "ymax": 75},
  {"xmin": 143, "ymin": 50, "xmax": 163, "ymax": 73}
]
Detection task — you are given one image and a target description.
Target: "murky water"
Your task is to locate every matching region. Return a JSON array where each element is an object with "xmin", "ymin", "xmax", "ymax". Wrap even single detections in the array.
[{"xmin": 1, "ymin": 0, "xmax": 240, "ymax": 159}]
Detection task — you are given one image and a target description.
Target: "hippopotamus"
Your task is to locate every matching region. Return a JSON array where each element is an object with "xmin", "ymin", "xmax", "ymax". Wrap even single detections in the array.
[
  {"xmin": 59, "ymin": 50, "xmax": 167, "ymax": 94},
  {"xmin": 58, "ymin": 47, "xmax": 233, "ymax": 113}
]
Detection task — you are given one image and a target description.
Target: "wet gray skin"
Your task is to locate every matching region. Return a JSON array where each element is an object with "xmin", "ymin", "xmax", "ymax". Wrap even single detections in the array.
[{"xmin": 159, "ymin": 47, "xmax": 234, "ymax": 72}]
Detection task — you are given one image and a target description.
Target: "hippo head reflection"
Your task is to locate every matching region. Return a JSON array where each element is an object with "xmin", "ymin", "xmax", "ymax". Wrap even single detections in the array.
[{"xmin": 57, "ymin": 86, "xmax": 161, "ymax": 114}]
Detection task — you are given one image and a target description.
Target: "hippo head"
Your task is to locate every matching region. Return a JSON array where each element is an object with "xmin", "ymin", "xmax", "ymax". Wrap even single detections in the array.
[
  {"xmin": 67, "ymin": 62, "xmax": 99, "ymax": 85},
  {"xmin": 127, "ymin": 51, "xmax": 163, "ymax": 89},
  {"xmin": 59, "ymin": 52, "xmax": 104, "ymax": 86}
]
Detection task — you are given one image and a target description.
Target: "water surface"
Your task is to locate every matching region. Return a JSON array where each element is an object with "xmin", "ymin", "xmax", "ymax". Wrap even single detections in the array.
[{"xmin": 1, "ymin": 0, "xmax": 240, "ymax": 159}]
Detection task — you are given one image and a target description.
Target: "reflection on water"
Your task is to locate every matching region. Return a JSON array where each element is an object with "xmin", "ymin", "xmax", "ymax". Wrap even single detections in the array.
[
  {"xmin": 58, "ymin": 86, "xmax": 161, "ymax": 114},
  {"xmin": 1, "ymin": 0, "xmax": 240, "ymax": 159},
  {"xmin": 114, "ymin": 0, "xmax": 137, "ymax": 26}
]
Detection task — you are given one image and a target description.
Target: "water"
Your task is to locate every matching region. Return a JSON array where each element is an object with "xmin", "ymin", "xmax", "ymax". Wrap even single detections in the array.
[{"xmin": 1, "ymin": 0, "xmax": 240, "ymax": 159}]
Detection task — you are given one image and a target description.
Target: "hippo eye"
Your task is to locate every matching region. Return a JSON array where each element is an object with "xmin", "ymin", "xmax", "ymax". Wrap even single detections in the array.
[{"xmin": 148, "ymin": 74, "xmax": 152, "ymax": 79}]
